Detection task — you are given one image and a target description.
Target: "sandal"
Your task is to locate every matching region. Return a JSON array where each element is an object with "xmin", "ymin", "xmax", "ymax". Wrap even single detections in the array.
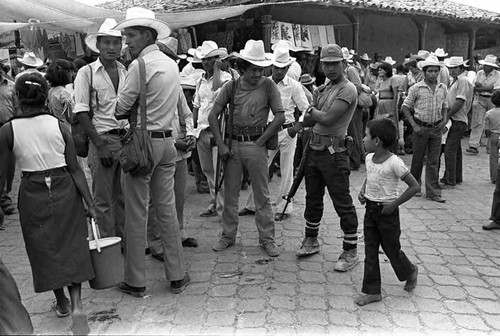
[{"xmin": 51, "ymin": 300, "xmax": 70, "ymax": 318}]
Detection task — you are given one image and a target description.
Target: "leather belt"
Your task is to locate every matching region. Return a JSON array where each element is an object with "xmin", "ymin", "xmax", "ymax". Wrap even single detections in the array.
[
  {"xmin": 104, "ymin": 128, "xmax": 127, "ymax": 136},
  {"xmin": 150, "ymin": 130, "xmax": 172, "ymax": 138},
  {"xmin": 280, "ymin": 123, "xmax": 295, "ymax": 131},
  {"xmin": 230, "ymin": 134, "xmax": 260, "ymax": 142},
  {"xmin": 22, "ymin": 166, "xmax": 68, "ymax": 178},
  {"xmin": 232, "ymin": 125, "xmax": 266, "ymax": 137},
  {"xmin": 414, "ymin": 117, "xmax": 441, "ymax": 128}
]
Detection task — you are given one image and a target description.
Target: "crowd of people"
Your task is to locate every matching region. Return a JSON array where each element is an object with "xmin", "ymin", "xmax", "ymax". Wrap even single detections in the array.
[{"xmin": 1, "ymin": 5, "xmax": 500, "ymax": 335}]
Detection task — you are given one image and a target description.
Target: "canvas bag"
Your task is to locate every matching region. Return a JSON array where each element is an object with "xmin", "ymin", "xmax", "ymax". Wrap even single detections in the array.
[
  {"xmin": 117, "ymin": 58, "xmax": 154, "ymax": 176},
  {"xmin": 71, "ymin": 65, "xmax": 95, "ymax": 157}
]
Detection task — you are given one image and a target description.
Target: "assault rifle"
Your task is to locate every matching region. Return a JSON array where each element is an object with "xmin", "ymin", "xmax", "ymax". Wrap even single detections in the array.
[{"xmin": 277, "ymin": 132, "xmax": 311, "ymax": 221}]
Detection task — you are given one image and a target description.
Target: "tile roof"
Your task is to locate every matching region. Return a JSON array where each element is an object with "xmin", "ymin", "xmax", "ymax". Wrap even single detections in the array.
[{"xmin": 98, "ymin": 0, "xmax": 500, "ymax": 23}]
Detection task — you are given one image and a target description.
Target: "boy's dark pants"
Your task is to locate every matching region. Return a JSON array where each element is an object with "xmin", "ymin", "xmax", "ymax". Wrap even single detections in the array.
[{"xmin": 362, "ymin": 200, "xmax": 415, "ymax": 295}]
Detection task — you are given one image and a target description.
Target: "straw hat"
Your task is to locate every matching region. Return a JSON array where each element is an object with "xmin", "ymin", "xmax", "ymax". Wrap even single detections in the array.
[
  {"xmin": 300, "ymin": 73, "xmax": 316, "ymax": 85},
  {"xmin": 17, "ymin": 52, "xmax": 43, "ymax": 68},
  {"xmin": 271, "ymin": 40, "xmax": 311, "ymax": 53},
  {"xmin": 382, "ymin": 56, "xmax": 396, "ymax": 66},
  {"xmin": 195, "ymin": 41, "xmax": 228, "ymax": 60},
  {"xmin": 444, "ymin": 56, "xmax": 469, "ymax": 68},
  {"xmin": 409, "ymin": 50, "xmax": 429, "ymax": 61},
  {"xmin": 186, "ymin": 47, "xmax": 202, "ymax": 63},
  {"xmin": 270, "ymin": 47, "xmax": 295, "ymax": 68},
  {"xmin": 478, "ymin": 54, "xmax": 499, "ymax": 68},
  {"xmin": 114, "ymin": 7, "xmax": 171, "ymax": 40},
  {"xmin": 360, "ymin": 53, "xmax": 371, "ymax": 61},
  {"xmin": 369, "ymin": 62, "xmax": 381, "ymax": 70},
  {"xmin": 85, "ymin": 18, "xmax": 123, "ymax": 54},
  {"xmin": 349, "ymin": 49, "xmax": 357, "ymax": 56},
  {"xmin": 417, "ymin": 55, "xmax": 443, "ymax": 70},
  {"xmin": 234, "ymin": 40, "xmax": 272, "ymax": 67},
  {"xmin": 157, "ymin": 36, "xmax": 186, "ymax": 60},
  {"xmin": 434, "ymin": 48, "xmax": 448, "ymax": 58},
  {"xmin": 341, "ymin": 47, "xmax": 353, "ymax": 63}
]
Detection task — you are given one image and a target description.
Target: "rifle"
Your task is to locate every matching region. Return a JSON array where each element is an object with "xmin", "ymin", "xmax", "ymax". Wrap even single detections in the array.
[
  {"xmin": 277, "ymin": 131, "xmax": 312, "ymax": 221},
  {"xmin": 214, "ymin": 79, "xmax": 237, "ymax": 197}
]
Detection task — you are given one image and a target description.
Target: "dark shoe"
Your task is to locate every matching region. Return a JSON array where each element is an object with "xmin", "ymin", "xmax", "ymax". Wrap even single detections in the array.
[
  {"xmin": 241, "ymin": 182, "xmax": 249, "ymax": 190},
  {"xmin": 116, "ymin": 282, "xmax": 145, "ymax": 298},
  {"xmin": 200, "ymin": 207, "xmax": 217, "ymax": 217},
  {"xmin": 465, "ymin": 147, "xmax": 479, "ymax": 154},
  {"xmin": 415, "ymin": 191, "xmax": 422, "ymax": 197},
  {"xmin": 427, "ymin": 195, "xmax": 446, "ymax": 203},
  {"xmin": 152, "ymin": 253, "xmax": 164, "ymax": 262},
  {"xmin": 182, "ymin": 237, "xmax": 199, "ymax": 247},
  {"xmin": 238, "ymin": 207, "xmax": 255, "ymax": 216},
  {"xmin": 2, "ymin": 205, "xmax": 16, "ymax": 215},
  {"xmin": 171, "ymin": 272, "xmax": 190, "ymax": 294},
  {"xmin": 212, "ymin": 239, "xmax": 233, "ymax": 252},
  {"xmin": 262, "ymin": 242, "xmax": 280, "ymax": 257},
  {"xmin": 51, "ymin": 299, "xmax": 70, "ymax": 318},
  {"xmin": 145, "ymin": 247, "xmax": 151, "ymax": 255},
  {"xmin": 274, "ymin": 213, "xmax": 288, "ymax": 221},
  {"xmin": 440, "ymin": 183, "xmax": 455, "ymax": 189},
  {"xmin": 296, "ymin": 237, "xmax": 320, "ymax": 257},
  {"xmin": 482, "ymin": 222, "xmax": 500, "ymax": 230},
  {"xmin": 196, "ymin": 185, "xmax": 210, "ymax": 194}
]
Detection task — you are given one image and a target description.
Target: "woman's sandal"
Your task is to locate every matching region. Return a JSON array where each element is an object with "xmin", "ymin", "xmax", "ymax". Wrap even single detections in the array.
[{"xmin": 51, "ymin": 300, "xmax": 70, "ymax": 318}]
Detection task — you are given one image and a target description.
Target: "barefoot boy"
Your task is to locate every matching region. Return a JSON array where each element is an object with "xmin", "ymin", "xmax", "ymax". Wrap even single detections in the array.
[{"xmin": 356, "ymin": 118, "xmax": 420, "ymax": 306}]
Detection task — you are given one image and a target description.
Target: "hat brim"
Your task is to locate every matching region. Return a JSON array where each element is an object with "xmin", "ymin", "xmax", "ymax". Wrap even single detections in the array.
[
  {"xmin": 321, "ymin": 56, "xmax": 344, "ymax": 62},
  {"xmin": 478, "ymin": 60, "xmax": 499, "ymax": 68},
  {"xmin": 17, "ymin": 57, "xmax": 43, "ymax": 68},
  {"xmin": 417, "ymin": 61, "xmax": 443, "ymax": 70},
  {"xmin": 444, "ymin": 60, "xmax": 469, "ymax": 68},
  {"xmin": 114, "ymin": 18, "xmax": 171, "ymax": 40},
  {"xmin": 234, "ymin": 52, "xmax": 272, "ymax": 67},
  {"xmin": 301, "ymin": 78, "xmax": 316, "ymax": 85},
  {"xmin": 271, "ymin": 56, "xmax": 295, "ymax": 68},
  {"xmin": 197, "ymin": 49, "xmax": 228, "ymax": 60},
  {"xmin": 360, "ymin": 57, "xmax": 371, "ymax": 61},
  {"xmin": 85, "ymin": 33, "xmax": 124, "ymax": 54},
  {"xmin": 435, "ymin": 53, "xmax": 448, "ymax": 57},
  {"xmin": 382, "ymin": 60, "xmax": 396, "ymax": 66},
  {"xmin": 186, "ymin": 56, "xmax": 202, "ymax": 64}
]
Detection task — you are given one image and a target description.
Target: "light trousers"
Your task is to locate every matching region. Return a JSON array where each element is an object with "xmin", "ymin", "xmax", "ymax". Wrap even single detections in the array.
[{"xmin": 469, "ymin": 95, "xmax": 493, "ymax": 149}]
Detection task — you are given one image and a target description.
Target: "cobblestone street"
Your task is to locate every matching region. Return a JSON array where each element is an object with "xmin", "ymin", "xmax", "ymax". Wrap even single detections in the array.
[{"xmin": 2, "ymin": 140, "xmax": 500, "ymax": 336}]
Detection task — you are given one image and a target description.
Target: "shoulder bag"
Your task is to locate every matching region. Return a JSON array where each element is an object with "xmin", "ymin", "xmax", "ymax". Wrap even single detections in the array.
[
  {"xmin": 117, "ymin": 58, "xmax": 154, "ymax": 176},
  {"xmin": 71, "ymin": 65, "xmax": 95, "ymax": 157}
]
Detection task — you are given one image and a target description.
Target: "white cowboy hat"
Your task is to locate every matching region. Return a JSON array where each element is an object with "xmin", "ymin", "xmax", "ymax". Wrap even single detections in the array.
[
  {"xmin": 434, "ymin": 48, "xmax": 448, "ymax": 58},
  {"xmin": 360, "ymin": 53, "xmax": 371, "ymax": 61},
  {"xmin": 187, "ymin": 47, "xmax": 202, "ymax": 64},
  {"xmin": 271, "ymin": 40, "xmax": 311, "ymax": 53},
  {"xmin": 85, "ymin": 18, "xmax": 123, "ymax": 54},
  {"xmin": 17, "ymin": 51, "xmax": 43, "ymax": 68},
  {"xmin": 195, "ymin": 41, "xmax": 228, "ymax": 60},
  {"xmin": 234, "ymin": 40, "xmax": 272, "ymax": 67},
  {"xmin": 113, "ymin": 7, "xmax": 171, "ymax": 40},
  {"xmin": 444, "ymin": 56, "xmax": 469, "ymax": 68},
  {"xmin": 382, "ymin": 56, "xmax": 396, "ymax": 66},
  {"xmin": 349, "ymin": 49, "xmax": 357, "ymax": 56},
  {"xmin": 270, "ymin": 47, "xmax": 295, "ymax": 68},
  {"xmin": 341, "ymin": 47, "xmax": 353, "ymax": 63},
  {"xmin": 157, "ymin": 36, "xmax": 186, "ymax": 60},
  {"xmin": 409, "ymin": 50, "xmax": 429, "ymax": 61},
  {"xmin": 478, "ymin": 54, "xmax": 499, "ymax": 68},
  {"xmin": 417, "ymin": 55, "xmax": 443, "ymax": 70}
]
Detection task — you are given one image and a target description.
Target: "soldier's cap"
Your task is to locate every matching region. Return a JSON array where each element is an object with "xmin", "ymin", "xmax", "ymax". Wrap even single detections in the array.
[{"xmin": 320, "ymin": 44, "xmax": 343, "ymax": 62}]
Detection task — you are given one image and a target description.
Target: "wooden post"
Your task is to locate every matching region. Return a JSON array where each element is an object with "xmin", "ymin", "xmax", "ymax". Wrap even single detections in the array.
[
  {"xmin": 467, "ymin": 26, "xmax": 477, "ymax": 62},
  {"xmin": 411, "ymin": 18, "xmax": 428, "ymax": 50},
  {"xmin": 262, "ymin": 15, "xmax": 272, "ymax": 52},
  {"xmin": 343, "ymin": 11, "xmax": 359, "ymax": 52}
]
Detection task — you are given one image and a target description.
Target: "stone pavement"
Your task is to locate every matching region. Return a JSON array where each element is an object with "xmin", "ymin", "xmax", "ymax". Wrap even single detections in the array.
[{"xmin": 1, "ymin": 139, "xmax": 500, "ymax": 336}]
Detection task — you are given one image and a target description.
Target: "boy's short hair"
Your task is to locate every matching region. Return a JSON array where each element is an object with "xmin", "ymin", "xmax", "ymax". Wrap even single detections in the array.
[
  {"xmin": 491, "ymin": 90, "xmax": 500, "ymax": 106},
  {"xmin": 367, "ymin": 118, "xmax": 397, "ymax": 148}
]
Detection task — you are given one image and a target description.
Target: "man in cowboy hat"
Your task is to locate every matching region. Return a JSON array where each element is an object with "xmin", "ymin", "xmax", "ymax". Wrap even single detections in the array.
[
  {"xmin": 296, "ymin": 44, "xmax": 360, "ymax": 272},
  {"xmin": 208, "ymin": 39, "xmax": 285, "ymax": 257},
  {"xmin": 401, "ymin": 55, "xmax": 448, "ymax": 203},
  {"xmin": 441, "ymin": 56, "xmax": 474, "ymax": 187},
  {"xmin": 434, "ymin": 48, "xmax": 450, "ymax": 87},
  {"xmin": 191, "ymin": 40, "xmax": 231, "ymax": 218},
  {"xmin": 74, "ymin": 18, "xmax": 127, "ymax": 243},
  {"xmin": 239, "ymin": 46, "xmax": 309, "ymax": 221},
  {"xmin": 466, "ymin": 54, "xmax": 500, "ymax": 155},
  {"xmin": 114, "ymin": 7, "xmax": 189, "ymax": 297},
  {"xmin": 272, "ymin": 40, "xmax": 302, "ymax": 81},
  {"xmin": 15, "ymin": 51, "xmax": 43, "ymax": 81}
]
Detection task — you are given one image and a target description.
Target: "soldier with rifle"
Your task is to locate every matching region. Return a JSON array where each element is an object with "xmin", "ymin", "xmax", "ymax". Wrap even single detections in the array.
[
  {"xmin": 296, "ymin": 44, "xmax": 360, "ymax": 273},
  {"xmin": 208, "ymin": 40, "xmax": 285, "ymax": 257}
]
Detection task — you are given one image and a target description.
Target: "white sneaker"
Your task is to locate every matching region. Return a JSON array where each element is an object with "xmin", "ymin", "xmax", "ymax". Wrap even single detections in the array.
[{"xmin": 334, "ymin": 249, "xmax": 359, "ymax": 272}]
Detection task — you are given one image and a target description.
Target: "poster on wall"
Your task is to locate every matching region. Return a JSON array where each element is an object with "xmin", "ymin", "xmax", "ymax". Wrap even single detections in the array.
[
  {"xmin": 292, "ymin": 24, "xmax": 301, "ymax": 48},
  {"xmin": 300, "ymin": 25, "xmax": 313, "ymax": 49},
  {"xmin": 280, "ymin": 22, "xmax": 295, "ymax": 46},
  {"xmin": 271, "ymin": 21, "xmax": 281, "ymax": 45}
]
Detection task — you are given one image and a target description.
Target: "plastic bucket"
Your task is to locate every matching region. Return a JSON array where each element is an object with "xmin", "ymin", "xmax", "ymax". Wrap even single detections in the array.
[{"xmin": 89, "ymin": 237, "xmax": 123, "ymax": 289}]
